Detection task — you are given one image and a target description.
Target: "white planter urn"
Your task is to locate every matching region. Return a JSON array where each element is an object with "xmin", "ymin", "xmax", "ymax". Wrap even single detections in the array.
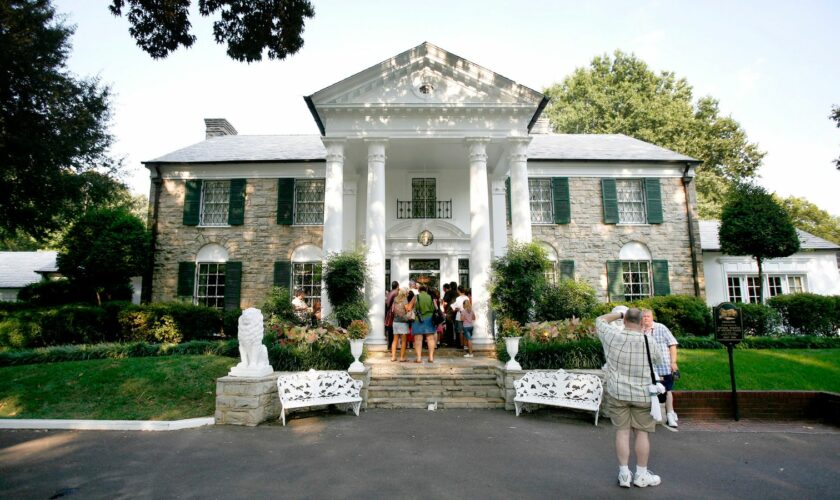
[
  {"xmin": 504, "ymin": 336, "xmax": 522, "ymax": 371},
  {"xmin": 348, "ymin": 338, "xmax": 365, "ymax": 373}
]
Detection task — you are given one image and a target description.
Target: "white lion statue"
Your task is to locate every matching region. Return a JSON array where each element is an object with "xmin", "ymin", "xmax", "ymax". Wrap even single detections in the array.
[{"xmin": 228, "ymin": 307, "xmax": 273, "ymax": 377}]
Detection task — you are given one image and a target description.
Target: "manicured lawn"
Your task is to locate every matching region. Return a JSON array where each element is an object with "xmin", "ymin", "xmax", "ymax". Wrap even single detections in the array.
[
  {"xmin": 678, "ymin": 349, "xmax": 840, "ymax": 393},
  {"xmin": 0, "ymin": 355, "xmax": 235, "ymax": 420}
]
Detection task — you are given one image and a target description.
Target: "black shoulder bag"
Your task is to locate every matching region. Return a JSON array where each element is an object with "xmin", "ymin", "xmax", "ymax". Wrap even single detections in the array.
[{"xmin": 644, "ymin": 335, "xmax": 667, "ymax": 404}]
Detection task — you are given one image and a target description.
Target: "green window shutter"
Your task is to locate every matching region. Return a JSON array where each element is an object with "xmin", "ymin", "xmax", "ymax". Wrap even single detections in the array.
[
  {"xmin": 601, "ymin": 179, "xmax": 619, "ymax": 224},
  {"xmin": 645, "ymin": 178, "xmax": 663, "ymax": 224},
  {"xmin": 183, "ymin": 180, "xmax": 202, "ymax": 226},
  {"xmin": 505, "ymin": 177, "xmax": 511, "ymax": 225},
  {"xmin": 273, "ymin": 261, "xmax": 292, "ymax": 290},
  {"xmin": 652, "ymin": 260, "xmax": 671, "ymax": 296},
  {"xmin": 559, "ymin": 260, "xmax": 575, "ymax": 281},
  {"xmin": 606, "ymin": 260, "xmax": 624, "ymax": 301},
  {"xmin": 552, "ymin": 177, "xmax": 571, "ymax": 224},
  {"xmin": 177, "ymin": 262, "xmax": 196, "ymax": 298},
  {"xmin": 224, "ymin": 261, "xmax": 242, "ymax": 311},
  {"xmin": 277, "ymin": 178, "xmax": 295, "ymax": 225},
  {"xmin": 228, "ymin": 179, "xmax": 246, "ymax": 225}
]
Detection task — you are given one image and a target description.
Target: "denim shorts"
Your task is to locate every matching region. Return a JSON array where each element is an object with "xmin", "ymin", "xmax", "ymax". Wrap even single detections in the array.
[
  {"xmin": 463, "ymin": 326, "xmax": 473, "ymax": 340},
  {"xmin": 660, "ymin": 374, "xmax": 675, "ymax": 392}
]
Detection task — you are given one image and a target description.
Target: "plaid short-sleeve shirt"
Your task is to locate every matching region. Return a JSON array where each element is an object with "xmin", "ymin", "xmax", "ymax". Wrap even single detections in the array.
[
  {"xmin": 651, "ymin": 322, "xmax": 678, "ymax": 378},
  {"xmin": 597, "ymin": 318, "xmax": 664, "ymax": 404}
]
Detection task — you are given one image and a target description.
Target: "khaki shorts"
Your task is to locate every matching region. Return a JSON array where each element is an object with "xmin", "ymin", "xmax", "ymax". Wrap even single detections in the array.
[{"xmin": 603, "ymin": 393, "xmax": 656, "ymax": 432}]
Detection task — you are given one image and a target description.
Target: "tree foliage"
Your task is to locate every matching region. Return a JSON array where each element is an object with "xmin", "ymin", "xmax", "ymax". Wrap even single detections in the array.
[
  {"xmin": 1, "ymin": 0, "xmax": 123, "ymax": 242},
  {"xmin": 109, "ymin": 0, "xmax": 315, "ymax": 62},
  {"xmin": 489, "ymin": 241, "xmax": 550, "ymax": 325},
  {"xmin": 322, "ymin": 250, "xmax": 368, "ymax": 327},
  {"xmin": 719, "ymin": 184, "xmax": 800, "ymax": 304},
  {"xmin": 831, "ymin": 105, "xmax": 840, "ymax": 169},
  {"xmin": 775, "ymin": 195, "xmax": 840, "ymax": 245},
  {"xmin": 544, "ymin": 51, "xmax": 765, "ymax": 218},
  {"xmin": 57, "ymin": 208, "xmax": 150, "ymax": 305}
]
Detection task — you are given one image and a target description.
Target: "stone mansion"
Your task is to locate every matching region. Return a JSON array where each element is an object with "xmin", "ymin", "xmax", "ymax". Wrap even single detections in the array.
[{"xmin": 144, "ymin": 42, "xmax": 705, "ymax": 351}]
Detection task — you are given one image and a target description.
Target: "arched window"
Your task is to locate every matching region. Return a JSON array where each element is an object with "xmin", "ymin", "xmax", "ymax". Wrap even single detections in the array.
[
  {"xmin": 618, "ymin": 242, "xmax": 652, "ymax": 301},
  {"xmin": 539, "ymin": 242, "xmax": 559, "ymax": 285},
  {"xmin": 291, "ymin": 245, "xmax": 323, "ymax": 306},
  {"xmin": 195, "ymin": 244, "xmax": 228, "ymax": 308}
]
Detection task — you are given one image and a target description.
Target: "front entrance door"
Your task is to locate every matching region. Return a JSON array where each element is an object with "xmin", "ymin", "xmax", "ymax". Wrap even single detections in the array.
[{"xmin": 409, "ymin": 259, "xmax": 440, "ymax": 293}]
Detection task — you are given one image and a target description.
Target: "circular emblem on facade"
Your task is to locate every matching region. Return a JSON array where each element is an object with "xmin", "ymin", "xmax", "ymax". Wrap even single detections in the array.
[
  {"xmin": 418, "ymin": 229, "xmax": 434, "ymax": 246},
  {"xmin": 418, "ymin": 83, "xmax": 434, "ymax": 95}
]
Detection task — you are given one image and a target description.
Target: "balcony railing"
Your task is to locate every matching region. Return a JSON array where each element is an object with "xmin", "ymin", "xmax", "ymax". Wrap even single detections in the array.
[{"xmin": 396, "ymin": 200, "xmax": 452, "ymax": 219}]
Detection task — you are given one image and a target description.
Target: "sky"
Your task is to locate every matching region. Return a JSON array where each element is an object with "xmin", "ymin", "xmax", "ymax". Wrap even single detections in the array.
[{"xmin": 54, "ymin": 0, "xmax": 840, "ymax": 215}]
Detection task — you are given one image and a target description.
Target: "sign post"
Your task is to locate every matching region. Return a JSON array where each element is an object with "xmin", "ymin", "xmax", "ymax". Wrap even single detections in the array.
[{"xmin": 714, "ymin": 303, "xmax": 744, "ymax": 421}]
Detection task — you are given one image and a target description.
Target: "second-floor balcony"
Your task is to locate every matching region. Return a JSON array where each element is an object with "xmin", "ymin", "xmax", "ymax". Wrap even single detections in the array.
[{"xmin": 396, "ymin": 199, "xmax": 453, "ymax": 219}]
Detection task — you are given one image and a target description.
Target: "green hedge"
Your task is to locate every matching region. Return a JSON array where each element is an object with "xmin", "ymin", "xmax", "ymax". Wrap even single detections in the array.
[
  {"xmin": 592, "ymin": 295, "xmax": 713, "ymax": 336},
  {"xmin": 767, "ymin": 294, "xmax": 840, "ymax": 336}
]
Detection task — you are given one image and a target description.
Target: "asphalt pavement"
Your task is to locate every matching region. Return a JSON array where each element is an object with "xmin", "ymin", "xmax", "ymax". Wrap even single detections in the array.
[{"xmin": 1, "ymin": 409, "xmax": 838, "ymax": 499}]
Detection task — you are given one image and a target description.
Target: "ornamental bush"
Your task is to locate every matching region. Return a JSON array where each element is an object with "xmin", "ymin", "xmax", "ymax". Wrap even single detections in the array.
[
  {"xmin": 768, "ymin": 293, "xmax": 839, "ymax": 336},
  {"xmin": 17, "ymin": 280, "xmax": 79, "ymax": 306},
  {"xmin": 535, "ymin": 279, "xmax": 599, "ymax": 321},
  {"xmin": 322, "ymin": 250, "xmax": 369, "ymax": 327},
  {"xmin": 263, "ymin": 320, "xmax": 356, "ymax": 370},
  {"xmin": 590, "ymin": 295, "xmax": 712, "ymax": 336},
  {"xmin": 490, "ymin": 241, "xmax": 550, "ymax": 324},
  {"xmin": 737, "ymin": 303, "xmax": 782, "ymax": 336}
]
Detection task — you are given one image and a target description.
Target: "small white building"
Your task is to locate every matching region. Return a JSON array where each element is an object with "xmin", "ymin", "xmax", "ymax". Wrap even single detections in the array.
[
  {"xmin": 700, "ymin": 220, "xmax": 840, "ymax": 305},
  {"xmin": 0, "ymin": 251, "xmax": 58, "ymax": 301}
]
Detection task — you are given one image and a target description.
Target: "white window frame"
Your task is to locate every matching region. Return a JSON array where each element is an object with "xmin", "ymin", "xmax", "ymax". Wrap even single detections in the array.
[
  {"xmin": 622, "ymin": 260, "xmax": 652, "ymax": 301},
  {"xmin": 616, "ymin": 179, "xmax": 647, "ymax": 225},
  {"xmin": 293, "ymin": 262, "xmax": 322, "ymax": 306},
  {"xmin": 528, "ymin": 178, "xmax": 554, "ymax": 225},
  {"xmin": 195, "ymin": 262, "xmax": 225, "ymax": 309},
  {"xmin": 199, "ymin": 180, "xmax": 230, "ymax": 226},
  {"xmin": 293, "ymin": 179, "xmax": 326, "ymax": 225},
  {"xmin": 725, "ymin": 273, "xmax": 808, "ymax": 303}
]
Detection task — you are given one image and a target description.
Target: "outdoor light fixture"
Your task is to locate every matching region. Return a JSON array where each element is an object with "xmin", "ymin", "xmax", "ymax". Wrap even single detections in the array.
[{"xmin": 418, "ymin": 229, "xmax": 434, "ymax": 246}]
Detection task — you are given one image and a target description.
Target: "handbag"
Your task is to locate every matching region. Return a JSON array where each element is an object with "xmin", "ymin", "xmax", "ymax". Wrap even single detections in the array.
[
  {"xmin": 644, "ymin": 335, "xmax": 667, "ymax": 404},
  {"xmin": 432, "ymin": 308, "xmax": 445, "ymax": 326}
]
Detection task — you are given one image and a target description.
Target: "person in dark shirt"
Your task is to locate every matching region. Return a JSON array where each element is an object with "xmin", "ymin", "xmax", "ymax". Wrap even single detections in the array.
[{"xmin": 442, "ymin": 282, "xmax": 459, "ymax": 347}]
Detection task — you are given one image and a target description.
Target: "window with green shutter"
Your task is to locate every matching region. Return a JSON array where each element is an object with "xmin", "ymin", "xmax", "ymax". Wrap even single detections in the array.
[
  {"xmin": 273, "ymin": 261, "xmax": 292, "ymax": 290},
  {"xmin": 177, "ymin": 262, "xmax": 196, "ymax": 298},
  {"xmin": 559, "ymin": 260, "xmax": 575, "ymax": 281},
  {"xmin": 224, "ymin": 261, "xmax": 242, "ymax": 311},
  {"xmin": 601, "ymin": 179, "xmax": 619, "ymax": 224},
  {"xmin": 228, "ymin": 179, "xmax": 246, "ymax": 225},
  {"xmin": 183, "ymin": 180, "xmax": 202, "ymax": 226},
  {"xmin": 645, "ymin": 178, "xmax": 663, "ymax": 224},
  {"xmin": 277, "ymin": 178, "xmax": 295, "ymax": 225},
  {"xmin": 606, "ymin": 260, "xmax": 623, "ymax": 301},
  {"xmin": 505, "ymin": 177, "xmax": 511, "ymax": 225},
  {"xmin": 652, "ymin": 260, "xmax": 671, "ymax": 296},
  {"xmin": 552, "ymin": 177, "xmax": 570, "ymax": 224}
]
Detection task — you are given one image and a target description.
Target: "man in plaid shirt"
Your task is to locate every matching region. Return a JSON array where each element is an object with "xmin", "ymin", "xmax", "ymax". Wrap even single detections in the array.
[
  {"xmin": 643, "ymin": 310, "xmax": 680, "ymax": 428},
  {"xmin": 597, "ymin": 307, "xmax": 664, "ymax": 488}
]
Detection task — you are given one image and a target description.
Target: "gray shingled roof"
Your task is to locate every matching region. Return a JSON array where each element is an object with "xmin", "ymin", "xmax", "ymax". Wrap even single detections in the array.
[
  {"xmin": 147, "ymin": 133, "xmax": 697, "ymax": 164},
  {"xmin": 0, "ymin": 251, "xmax": 57, "ymax": 288},
  {"xmin": 699, "ymin": 220, "xmax": 840, "ymax": 251}
]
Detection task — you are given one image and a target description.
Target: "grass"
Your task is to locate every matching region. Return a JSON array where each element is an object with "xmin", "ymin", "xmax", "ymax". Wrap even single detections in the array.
[
  {"xmin": 0, "ymin": 355, "xmax": 235, "ymax": 420},
  {"xmin": 678, "ymin": 349, "xmax": 840, "ymax": 392}
]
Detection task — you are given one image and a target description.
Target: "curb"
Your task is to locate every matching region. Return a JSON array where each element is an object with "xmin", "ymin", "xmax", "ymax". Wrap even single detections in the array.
[{"xmin": 0, "ymin": 417, "xmax": 214, "ymax": 432}]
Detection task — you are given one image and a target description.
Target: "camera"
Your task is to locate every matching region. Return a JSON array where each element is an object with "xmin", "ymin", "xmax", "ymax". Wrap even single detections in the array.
[{"xmin": 673, "ymin": 370, "xmax": 680, "ymax": 380}]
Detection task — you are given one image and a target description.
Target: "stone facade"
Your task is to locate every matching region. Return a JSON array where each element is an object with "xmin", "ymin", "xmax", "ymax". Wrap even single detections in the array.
[
  {"xmin": 152, "ymin": 178, "xmax": 324, "ymax": 308},
  {"xmin": 531, "ymin": 177, "xmax": 705, "ymax": 300}
]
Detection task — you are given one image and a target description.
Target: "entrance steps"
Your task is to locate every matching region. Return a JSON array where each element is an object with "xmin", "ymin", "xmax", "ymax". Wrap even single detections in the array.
[{"xmin": 365, "ymin": 352, "xmax": 505, "ymax": 409}]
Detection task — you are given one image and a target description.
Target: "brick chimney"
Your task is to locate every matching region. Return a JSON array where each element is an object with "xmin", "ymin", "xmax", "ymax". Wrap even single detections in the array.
[{"xmin": 204, "ymin": 118, "xmax": 238, "ymax": 139}]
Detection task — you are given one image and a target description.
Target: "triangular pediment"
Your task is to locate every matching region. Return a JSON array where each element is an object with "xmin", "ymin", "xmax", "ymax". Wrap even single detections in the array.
[{"xmin": 308, "ymin": 42, "xmax": 544, "ymax": 111}]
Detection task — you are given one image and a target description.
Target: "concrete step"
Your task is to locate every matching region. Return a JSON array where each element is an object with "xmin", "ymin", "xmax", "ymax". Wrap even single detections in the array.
[
  {"xmin": 368, "ymin": 385, "xmax": 504, "ymax": 398},
  {"xmin": 370, "ymin": 366, "xmax": 498, "ymax": 376},
  {"xmin": 370, "ymin": 374, "xmax": 499, "ymax": 385},
  {"xmin": 367, "ymin": 396, "xmax": 506, "ymax": 409}
]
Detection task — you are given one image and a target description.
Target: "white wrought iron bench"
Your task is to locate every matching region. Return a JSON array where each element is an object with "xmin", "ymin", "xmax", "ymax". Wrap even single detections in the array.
[
  {"xmin": 276, "ymin": 369, "xmax": 363, "ymax": 426},
  {"xmin": 513, "ymin": 370, "xmax": 604, "ymax": 425}
]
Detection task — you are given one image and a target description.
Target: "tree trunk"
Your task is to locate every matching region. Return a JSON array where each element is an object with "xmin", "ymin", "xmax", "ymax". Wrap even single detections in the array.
[
  {"xmin": 756, "ymin": 256, "xmax": 764, "ymax": 304},
  {"xmin": 95, "ymin": 290, "xmax": 102, "ymax": 306}
]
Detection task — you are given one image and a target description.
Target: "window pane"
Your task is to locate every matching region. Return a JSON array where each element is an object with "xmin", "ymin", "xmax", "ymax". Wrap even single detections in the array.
[
  {"xmin": 528, "ymin": 178, "xmax": 553, "ymax": 224},
  {"xmin": 293, "ymin": 262, "xmax": 322, "ymax": 306},
  {"xmin": 621, "ymin": 260, "xmax": 652, "ymax": 301},
  {"xmin": 616, "ymin": 179, "xmax": 646, "ymax": 224},
  {"xmin": 767, "ymin": 276, "xmax": 783, "ymax": 297},
  {"xmin": 196, "ymin": 263, "xmax": 225, "ymax": 309},
  {"xmin": 411, "ymin": 178, "xmax": 436, "ymax": 219},
  {"xmin": 200, "ymin": 181, "xmax": 230, "ymax": 226},
  {"xmin": 787, "ymin": 275, "xmax": 805, "ymax": 294},
  {"xmin": 746, "ymin": 276, "xmax": 761, "ymax": 303},
  {"xmin": 727, "ymin": 276, "xmax": 743, "ymax": 302},
  {"xmin": 294, "ymin": 179, "xmax": 325, "ymax": 225}
]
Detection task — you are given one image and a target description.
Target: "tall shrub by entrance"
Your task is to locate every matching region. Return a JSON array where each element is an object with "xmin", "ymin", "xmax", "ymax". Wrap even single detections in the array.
[
  {"xmin": 323, "ymin": 250, "xmax": 369, "ymax": 327},
  {"xmin": 489, "ymin": 241, "xmax": 550, "ymax": 324}
]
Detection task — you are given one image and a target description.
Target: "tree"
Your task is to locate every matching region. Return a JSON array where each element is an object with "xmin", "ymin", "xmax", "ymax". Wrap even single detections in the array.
[
  {"xmin": 719, "ymin": 184, "xmax": 800, "ymax": 304},
  {"xmin": 322, "ymin": 250, "xmax": 368, "ymax": 328},
  {"xmin": 775, "ymin": 195, "xmax": 840, "ymax": 245},
  {"xmin": 489, "ymin": 241, "xmax": 550, "ymax": 325},
  {"xmin": 109, "ymin": 0, "xmax": 315, "ymax": 62},
  {"xmin": 831, "ymin": 105, "xmax": 840, "ymax": 169},
  {"xmin": 544, "ymin": 51, "xmax": 765, "ymax": 218},
  {"xmin": 1, "ymin": 0, "xmax": 121, "ymax": 241},
  {"xmin": 58, "ymin": 208, "xmax": 150, "ymax": 305}
]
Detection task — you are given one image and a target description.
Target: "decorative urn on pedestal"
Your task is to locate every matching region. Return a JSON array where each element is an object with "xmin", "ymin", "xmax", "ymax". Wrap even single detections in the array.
[
  {"xmin": 347, "ymin": 320, "xmax": 368, "ymax": 373},
  {"xmin": 498, "ymin": 318, "xmax": 523, "ymax": 371}
]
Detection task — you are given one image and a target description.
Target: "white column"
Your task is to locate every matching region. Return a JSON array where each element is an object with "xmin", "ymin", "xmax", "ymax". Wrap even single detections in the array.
[
  {"xmin": 365, "ymin": 139, "xmax": 388, "ymax": 350},
  {"xmin": 320, "ymin": 138, "xmax": 345, "ymax": 321},
  {"xmin": 509, "ymin": 137, "xmax": 533, "ymax": 243},
  {"xmin": 466, "ymin": 138, "xmax": 494, "ymax": 349},
  {"xmin": 490, "ymin": 177, "xmax": 508, "ymax": 258}
]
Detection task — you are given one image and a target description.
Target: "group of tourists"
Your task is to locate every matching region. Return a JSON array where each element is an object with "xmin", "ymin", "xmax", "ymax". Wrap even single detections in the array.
[
  {"xmin": 596, "ymin": 305, "xmax": 680, "ymax": 489},
  {"xmin": 384, "ymin": 280, "xmax": 475, "ymax": 363}
]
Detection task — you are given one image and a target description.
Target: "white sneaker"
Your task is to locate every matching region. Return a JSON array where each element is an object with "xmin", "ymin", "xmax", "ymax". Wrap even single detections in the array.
[
  {"xmin": 633, "ymin": 470, "xmax": 661, "ymax": 488},
  {"xmin": 667, "ymin": 411, "xmax": 679, "ymax": 427},
  {"xmin": 463, "ymin": 353, "xmax": 473, "ymax": 358},
  {"xmin": 618, "ymin": 470, "xmax": 632, "ymax": 488}
]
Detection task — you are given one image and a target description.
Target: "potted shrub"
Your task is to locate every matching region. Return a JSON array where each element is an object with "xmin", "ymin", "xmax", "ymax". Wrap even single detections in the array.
[
  {"xmin": 347, "ymin": 319, "xmax": 368, "ymax": 372},
  {"xmin": 498, "ymin": 318, "xmax": 523, "ymax": 370}
]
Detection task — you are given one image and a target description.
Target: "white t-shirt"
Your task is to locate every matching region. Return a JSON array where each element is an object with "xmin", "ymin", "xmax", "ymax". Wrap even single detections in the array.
[{"xmin": 453, "ymin": 295, "xmax": 468, "ymax": 321}]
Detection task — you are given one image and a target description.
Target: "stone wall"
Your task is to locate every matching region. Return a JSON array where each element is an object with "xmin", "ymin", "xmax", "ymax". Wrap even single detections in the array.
[
  {"xmin": 152, "ymin": 179, "xmax": 324, "ymax": 308},
  {"xmin": 531, "ymin": 177, "xmax": 705, "ymax": 300}
]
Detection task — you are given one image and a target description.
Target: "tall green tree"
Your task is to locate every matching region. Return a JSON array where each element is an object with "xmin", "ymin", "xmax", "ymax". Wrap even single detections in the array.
[
  {"xmin": 775, "ymin": 195, "xmax": 840, "ymax": 245},
  {"xmin": 719, "ymin": 184, "xmax": 800, "ymax": 304},
  {"xmin": 1, "ymin": 0, "xmax": 121, "ymax": 242},
  {"xmin": 489, "ymin": 241, "xmax": 550, "ymax": 324},
  {"xmin": 831, "ymin": 105, "xmax": 840, "ymax": 169},
  {"xmin": 544, "ymin": 51, "xmax": 765, "ymax": 218},
  {"xmin": 109, "ymin": 0, "xmax": 315, "ymax": 62},
  {"xmin": 58, "ymin": 208, "xmax": 150, "ymax": 305}
]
